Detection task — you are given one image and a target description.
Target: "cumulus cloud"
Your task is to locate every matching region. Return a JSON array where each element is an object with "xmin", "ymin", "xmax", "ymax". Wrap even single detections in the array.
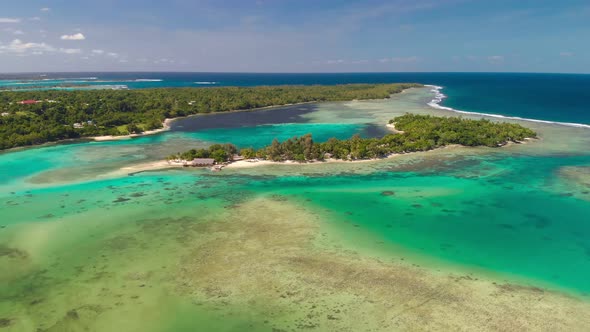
[
  {"xmin": 61, "ymin": 33, "xmax": 86, "ymax": 40},
  {"xmin": 41, "ymin": 8, "xmax": 50, "ymax": 12},
  {"xmin": 92, "ymin": 49, "xmax": 105, "ymax": 54},
  {"xmin": 0, "ymin": 18, "xmax": 21, "ymax": 23},
  {"xmin": 107, "ymin": 52, "xmax": 119, "ymax": 57},
  {"xmin": 0, "ymin": 39, "xmax": 55, "ymax": 53},
  {"xmin": 0, "ymin": 39, "xmax": 83, "ymax": 56}
]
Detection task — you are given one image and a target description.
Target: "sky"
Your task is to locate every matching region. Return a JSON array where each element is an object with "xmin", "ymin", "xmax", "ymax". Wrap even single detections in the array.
[{"xmin": 0, "ymin": 0, "xmax": 588, "ymax": 73}]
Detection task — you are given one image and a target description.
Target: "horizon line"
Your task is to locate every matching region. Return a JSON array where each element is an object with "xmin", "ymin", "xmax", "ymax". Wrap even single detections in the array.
[{"xmin": 0, "ymin": 70, "xmax": 589, "ymax": 75}]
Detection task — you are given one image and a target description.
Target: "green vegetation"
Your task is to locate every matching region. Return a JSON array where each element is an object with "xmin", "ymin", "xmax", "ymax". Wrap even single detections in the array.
[
  {"xmin": 171, "ymin": 114, "xmax": 537, "ymax": 163},
  {"xmin": 0, "ymin": 83, "xmax": 421, "ymax": 150},
  {"xmin": 168, "ymin": 144, "xmax": 238, "ymax": 163}
]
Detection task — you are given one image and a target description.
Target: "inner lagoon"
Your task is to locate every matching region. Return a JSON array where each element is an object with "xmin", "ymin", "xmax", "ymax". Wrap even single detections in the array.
[{"xmin": 2, "ymin": 87, "xmax": 590, "ymax": 331}]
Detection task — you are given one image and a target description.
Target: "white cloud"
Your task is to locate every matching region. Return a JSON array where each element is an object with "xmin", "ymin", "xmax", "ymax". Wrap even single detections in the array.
[
  {"xmin": 41, "ymin": 8, "xmax": 50, "ymax": 12},
  {"xmin": 92, "ymin": 49, "xmax": 105, "ymax": 54},
  {"xmin": 61, "ymin": 33, "xmax": 86, "ymax": 40},
  {"xmin": 59, "ymin": 48, "xmax": 82, "ymax": 54},
  {"xmin": 0, "ymin": 39, "xmax": 82, "ymax": 56},
  {"xmin": 107, "ymin": 52, "xmax": 119, "ymax": 57},
  {"xmin": 29, "ymin": 17, "xmax": 41, "ymax": 21},
  {"xmin": 560, "ymin": 52, "xmax": 574, "ymax": 57},
  {"xmin": 487, "ymin": 55, "xmax": 505, "ymax": 64},
  {"xmin": 0, "ymin": 18, "xmax": 21, "ymax": 23},
  {"xmin": 320, "ymin": 59, "xmax": 372, "ymax": 65},
  {"xmin": 0, "ymin": 39, "xmax": 55, "ymax": 54}
]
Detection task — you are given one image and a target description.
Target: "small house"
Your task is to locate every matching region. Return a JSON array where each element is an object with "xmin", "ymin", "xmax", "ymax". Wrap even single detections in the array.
[
  {"xmin": 190, "ymin": 158, "xmax": 215, "ymax": 167},
  {"xmin": 1, "ymin": 112, "xmax": 9, "ymax": 117},
  {"xmin": 18, "ymin": 100, "xmax": 40, "ymax": 105}
]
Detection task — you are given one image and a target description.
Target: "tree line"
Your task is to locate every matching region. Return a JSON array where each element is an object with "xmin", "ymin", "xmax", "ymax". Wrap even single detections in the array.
[
  {"xmin": 0, "ymin": 83, "xmax": 421, "ymax": 150},
  {"xmin": 170, "ymin": 114, "xmax": 537, "ymax": 163}
]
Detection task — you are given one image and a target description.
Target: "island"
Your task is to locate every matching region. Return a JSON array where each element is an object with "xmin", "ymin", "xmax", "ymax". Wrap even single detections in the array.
[
  {"xmin": 167, "ymin": 114, "xmax": 537, "ymax": 168},
  {"xmin": 0, "ymin": 83, "xmax": 421, "ymax": 150}
]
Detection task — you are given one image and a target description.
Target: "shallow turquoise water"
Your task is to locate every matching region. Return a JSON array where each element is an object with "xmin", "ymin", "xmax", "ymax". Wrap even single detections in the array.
[
  {"xmin": 3, "ymin": 149, "xmax": 590, "ymax": 294},
  {"xmin": 0, "ymin": 122, "xmax": 366, "ymax": 187},
  {"xmin": 244, "ymin": 153, "xmax": 590, "ymax": 293},
  {"xmin": 184, "ymin": 123, "xmax": 367, "ymax": 149}
]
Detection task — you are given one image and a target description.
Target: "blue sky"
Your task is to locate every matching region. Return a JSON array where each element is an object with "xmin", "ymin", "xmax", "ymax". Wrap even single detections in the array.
[{"xmin": 0, "ymin": 0, "xmax": 588, "ymax": 73}]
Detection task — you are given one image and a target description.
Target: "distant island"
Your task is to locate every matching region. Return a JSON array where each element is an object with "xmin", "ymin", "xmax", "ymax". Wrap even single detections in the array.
[
  {"xmin": 168, "ymin": 114, "xmax": 537, "ymax": 168},
  {"xmin": 0, "ymin": 83, "xmax": 420, "ymax": 150}
]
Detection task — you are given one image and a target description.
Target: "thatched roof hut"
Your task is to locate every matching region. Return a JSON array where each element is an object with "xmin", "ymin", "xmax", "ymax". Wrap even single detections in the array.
[{"xmin": 191, "ymin": 158, "xmax": 215, "ymax": 167}]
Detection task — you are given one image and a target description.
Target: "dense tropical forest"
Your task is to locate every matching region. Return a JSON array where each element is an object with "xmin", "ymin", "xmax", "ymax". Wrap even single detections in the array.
[
  {"xmin": 170, "ymin": 114, "xmax": 537, "ymax": 163},
  {"xmin": 0, "ymin": 83, "xmax": 420, "ymax": 150}
]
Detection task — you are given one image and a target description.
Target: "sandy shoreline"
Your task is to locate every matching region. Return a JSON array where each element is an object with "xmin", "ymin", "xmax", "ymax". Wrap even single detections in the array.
[
  {"xmin": 121, "ymin": 145, "xmax": 464, "ymax": 175},
  {"xmin": 224, "ymin": 152, "xmax": 409, "ymax": 169},
  {"xmin": 92, "ymin": 118, "xmax": 174, "ymax": 141}
]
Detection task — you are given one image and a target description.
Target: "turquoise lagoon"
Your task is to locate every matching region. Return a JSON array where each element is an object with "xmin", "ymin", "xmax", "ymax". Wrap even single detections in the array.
[{"xmin": 1, "ymin": 87, "xmax": 590, "ymax": 330}]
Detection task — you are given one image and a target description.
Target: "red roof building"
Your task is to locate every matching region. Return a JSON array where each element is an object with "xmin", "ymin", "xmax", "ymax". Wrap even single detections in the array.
[{"xmin": 19, "ymin": 100, "xmax": 40, "ymax": 105}]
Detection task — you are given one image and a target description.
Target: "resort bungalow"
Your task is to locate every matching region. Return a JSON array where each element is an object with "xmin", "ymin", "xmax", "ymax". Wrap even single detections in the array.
[
  {"xmin": 190, "ymin": 158, "xmax": 215, "ymax": 167},
  {"xmin": 18, "ymin": 100, "xmax": 40, "ymax": 105}
]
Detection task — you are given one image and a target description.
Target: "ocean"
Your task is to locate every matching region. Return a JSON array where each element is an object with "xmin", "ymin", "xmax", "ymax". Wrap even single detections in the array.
[{"xmin": 1, "ymin": 73, "xmax": 590, "ymax": 331}]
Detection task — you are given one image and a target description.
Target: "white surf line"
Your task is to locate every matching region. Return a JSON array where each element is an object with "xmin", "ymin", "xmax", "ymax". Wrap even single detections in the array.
[{"xmin": 424, "ymin": 85, "xmax": 590, "ymax": 129}]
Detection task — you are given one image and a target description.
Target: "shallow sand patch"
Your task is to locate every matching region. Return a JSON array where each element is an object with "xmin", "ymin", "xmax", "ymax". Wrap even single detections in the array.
[
  {"xmin": 555, "ymin": 165, "xmax": 590, "ymax": 201},
  {"xmin": 174, "ymin": 196, "xmax": 590, "ymax": 331}
]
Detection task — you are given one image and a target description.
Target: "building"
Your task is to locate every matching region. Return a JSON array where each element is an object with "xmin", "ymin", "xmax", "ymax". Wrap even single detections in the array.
[
  {"xmin": 190, "ymin": 158, "xmax": 215, "ymax": 167},
  {"xmin": 1, "ymin": 112, "xmax": 9, "ymax": 117},
  {"xmin": 18, "ymin": 100, "xmax": 40, "ymax": 105}
]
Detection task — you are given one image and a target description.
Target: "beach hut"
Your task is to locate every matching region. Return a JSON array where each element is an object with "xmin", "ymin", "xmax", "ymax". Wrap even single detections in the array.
[
  {"xmin": 191, "ymin": 158, "xmax": 215, "ymax": 167},
  {"xmin": 18, "ymin": 100, "xmax": 40, "ymax": 105}
]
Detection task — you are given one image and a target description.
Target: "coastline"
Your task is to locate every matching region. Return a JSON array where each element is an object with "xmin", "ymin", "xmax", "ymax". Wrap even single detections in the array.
[
  {"xmin": 89, "ymin": 84, "xmax": 590, "ymax": 144},
  {"xmin": 92, "ymin": 118, "xmax": 174, "ymax": 141},
  {"xmin": 83, "ymin": 88, "xmax": 422, "ymax": 143},
  {"xmin": 122, "ymin": 145, "xmax": 464, "ymax": 174},
  {"xmin": 222, "ymin": 147, "xmax": 455, "ymax": 169}
]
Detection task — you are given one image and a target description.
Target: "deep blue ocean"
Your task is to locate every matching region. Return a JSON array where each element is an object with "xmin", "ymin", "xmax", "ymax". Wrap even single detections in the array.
[{"xmin": 1, "ymin": 72, "xmax": 589, "ymax": 125}]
